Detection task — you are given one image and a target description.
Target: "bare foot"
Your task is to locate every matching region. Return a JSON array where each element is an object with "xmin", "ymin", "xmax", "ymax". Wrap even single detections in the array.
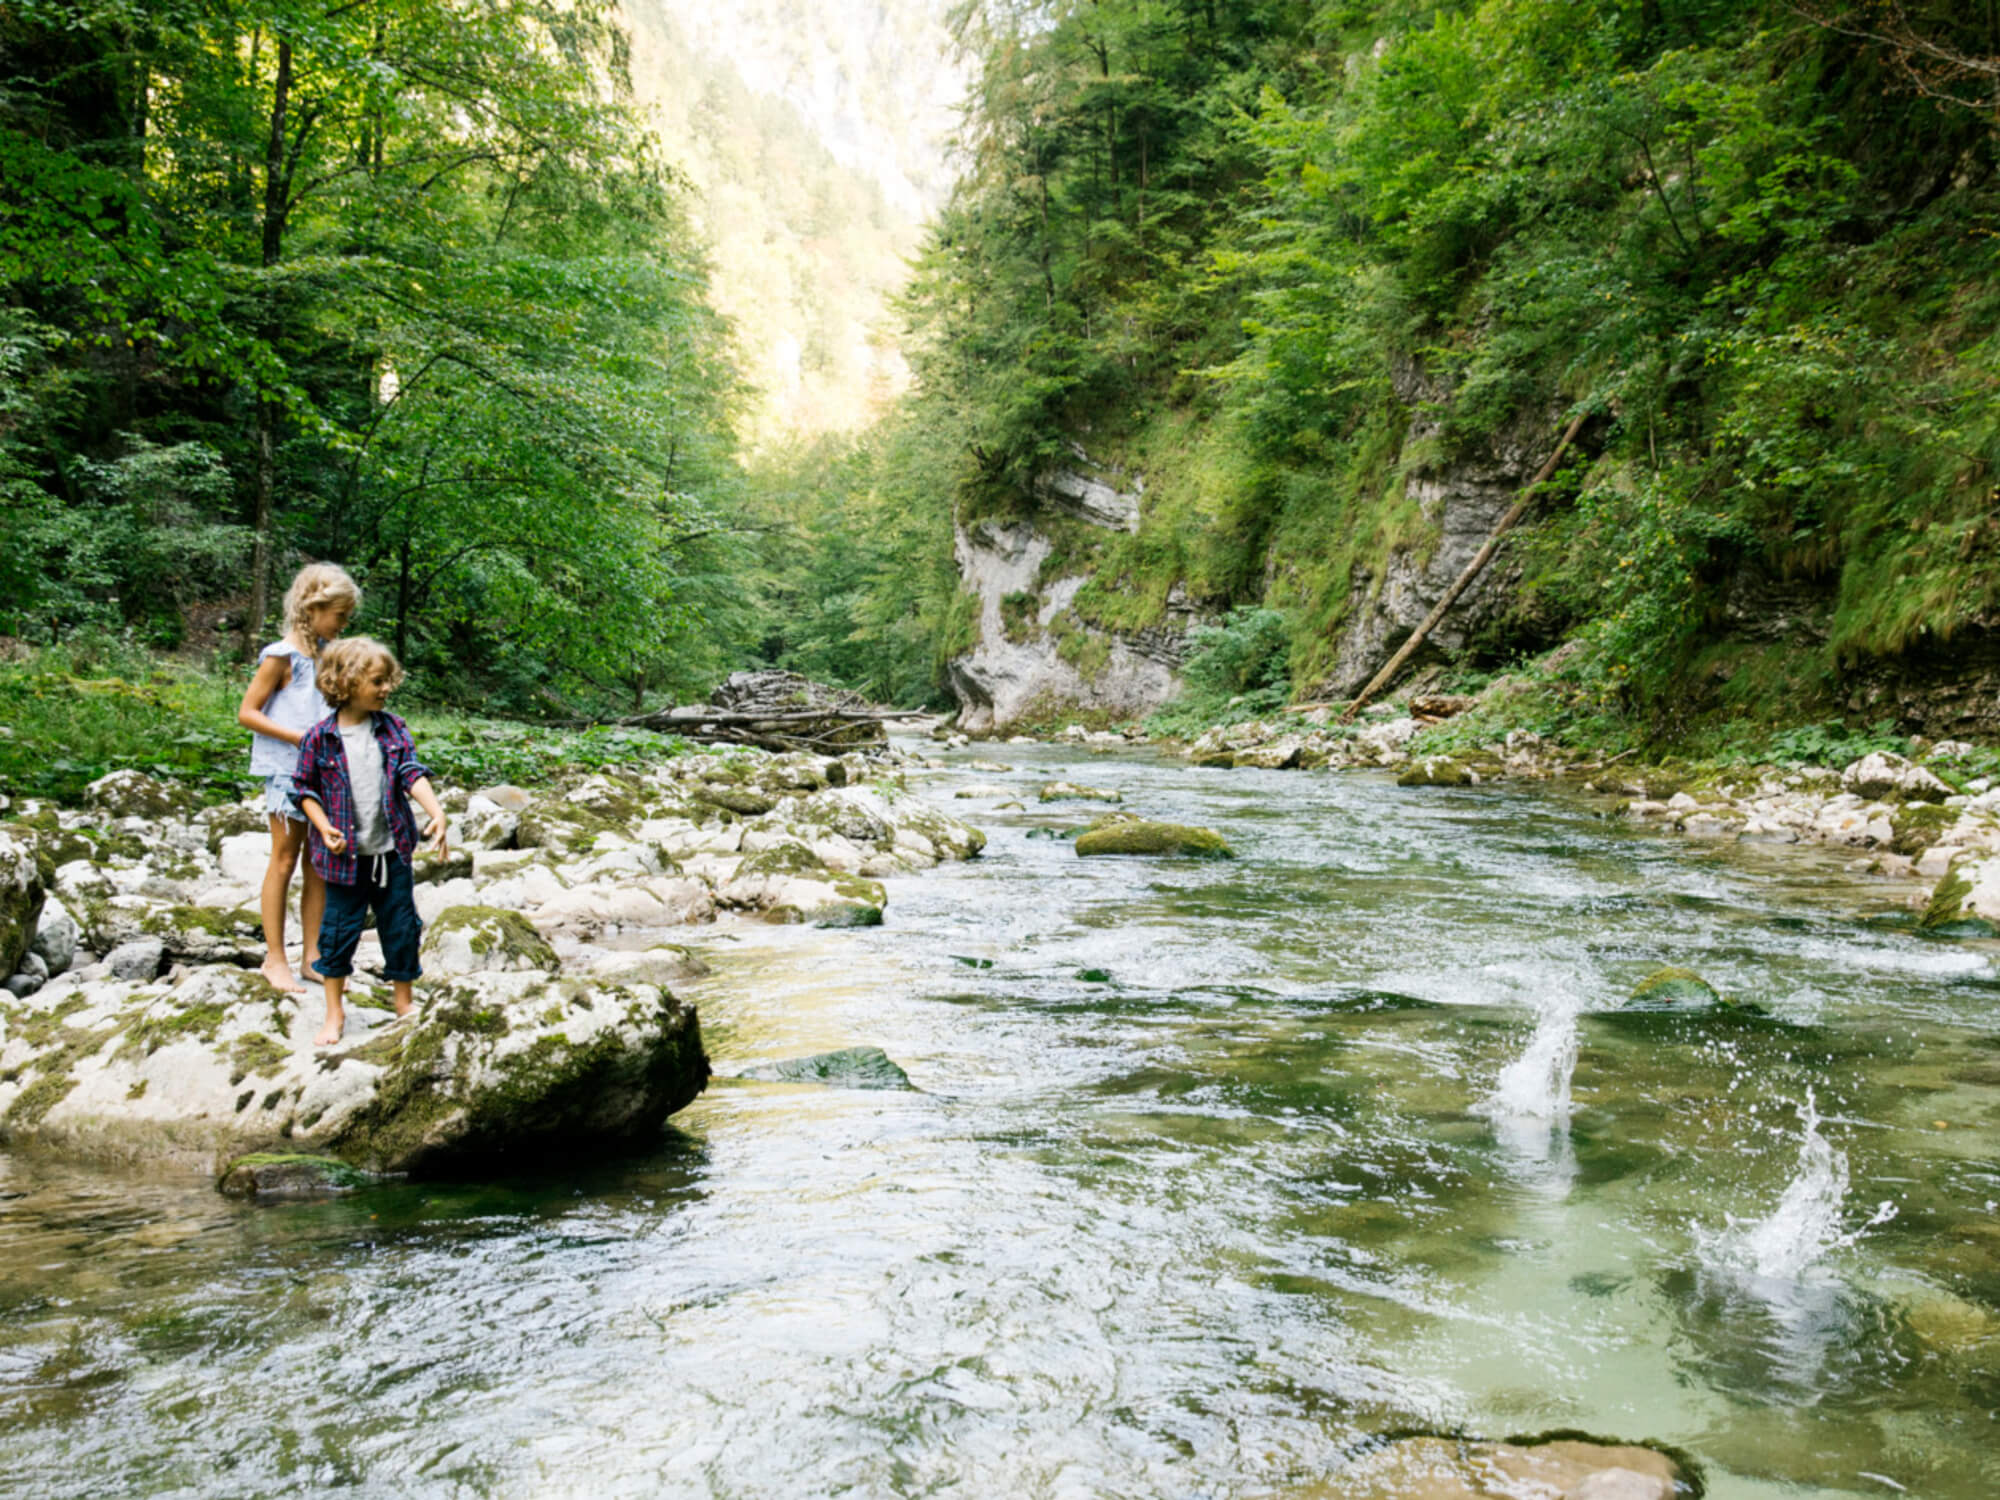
[
  {"xmin": 300, "ymin": 960, "xmax": 325, "ymax": 983},
  {"xmin": 314, "ymin": 1016, "xmax": 345, "ymax": 1048},
  {"xmin": 260, "ymin": 956, "xmax": 306, "ymax": 993}
]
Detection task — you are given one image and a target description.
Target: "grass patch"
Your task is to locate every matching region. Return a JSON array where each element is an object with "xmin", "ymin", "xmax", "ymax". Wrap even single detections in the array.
[{"xmin": 0, "ymin": 642, "xmax": 694, "ymax": 807}]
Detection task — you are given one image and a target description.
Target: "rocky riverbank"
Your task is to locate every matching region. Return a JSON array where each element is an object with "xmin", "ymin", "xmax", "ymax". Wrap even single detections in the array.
[
  {"xmin": 936, "ymin": 707, "xmax": 2000, "ymax": 934},
  {"xmin": 0, "ymin": 746, "xmax": 986, "ymax": 1181}
]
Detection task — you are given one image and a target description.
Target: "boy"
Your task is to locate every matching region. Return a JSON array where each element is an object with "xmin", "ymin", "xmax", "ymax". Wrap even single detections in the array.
[{"xmin": 294, "ymin": 637, "xmax": 449, "ymax": 1047}]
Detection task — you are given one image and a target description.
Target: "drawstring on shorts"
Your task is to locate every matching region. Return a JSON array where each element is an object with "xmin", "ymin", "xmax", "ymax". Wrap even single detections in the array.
[{"xmin": 369, "ymin": 851, "xmax": 390, "ymax": 887}]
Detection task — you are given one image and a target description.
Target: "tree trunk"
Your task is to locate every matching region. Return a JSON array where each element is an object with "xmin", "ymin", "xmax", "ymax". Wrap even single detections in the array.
[
  {"xmin": 249, "ymin": 409, "xmax": 275, "ymax": 652},
  {"xmin": 261, "ymin": 37, "xmax": 293, "ymax": 267},
  {"xmin": 395, "ymin": 529, "xmax": 412, "ymax": 662},
  {"xmin": 246, "ymin": 35, "xmax": 294, "ymax": 654}
]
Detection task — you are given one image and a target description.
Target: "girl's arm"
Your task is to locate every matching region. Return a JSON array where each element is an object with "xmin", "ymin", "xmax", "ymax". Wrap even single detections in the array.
[
  {"xmin": 236, "ymin": 655, "xmax": 300, "ymax": 743},
  {"xmin": 408, "ymin": 777, "xmax": 449, "ymax": 858}
]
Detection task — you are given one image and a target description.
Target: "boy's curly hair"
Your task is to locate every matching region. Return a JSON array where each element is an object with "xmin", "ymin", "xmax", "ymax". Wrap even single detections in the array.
[
  {"xmin": 282, "ymin": 562, "xmax": 360, "ymax": 657},
  {"xmin": 316, "ymin": 636, "xmax": 405, "ymax": 709}
]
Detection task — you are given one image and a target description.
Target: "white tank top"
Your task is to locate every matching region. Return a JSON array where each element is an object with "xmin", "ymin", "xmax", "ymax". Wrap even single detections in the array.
[{"xmin": 248, "ymin": 641, "xmax": 330, "ymax": 776}]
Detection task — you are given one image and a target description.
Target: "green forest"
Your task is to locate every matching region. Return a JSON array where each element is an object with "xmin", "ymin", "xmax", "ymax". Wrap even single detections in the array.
[
  {"xmin": 6, "ymin": 0, "xmax": 2000, "ymax": 749},
  {"xmin": 774, "ymin": 0, "xmax": 2000, "ymax": 738}
]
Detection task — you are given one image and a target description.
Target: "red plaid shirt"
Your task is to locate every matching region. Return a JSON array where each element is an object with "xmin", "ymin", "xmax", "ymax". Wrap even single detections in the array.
[{"xmin": 294, "ymin": 710, "xmax": 433, "ymax": 885}]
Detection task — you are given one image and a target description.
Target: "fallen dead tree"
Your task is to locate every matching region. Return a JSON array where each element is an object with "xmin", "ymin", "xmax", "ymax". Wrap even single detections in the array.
[{"xmin": 592, "ymin": 671, "xmax": 932, "ymax": 754}]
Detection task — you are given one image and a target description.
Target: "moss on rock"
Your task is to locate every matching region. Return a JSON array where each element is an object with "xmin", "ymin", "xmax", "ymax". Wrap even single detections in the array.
[
  {"xmin": 229, "ymin": 1031, "xmax": 290, "ymax": 1084},
  {"xmin": 695, "ymin": 785, "xmax": 778, "ymax": 816},
  {"xmin": 1074, "ymin": 821, "xmax": 1233, "ymax": 858},
  {"xmin": 1398, "ymin": 756, "xmax": 1475, "ymax": 788},
  {"xmin": 1918, "ymin": 863, "xmax": 1982, "ymax": 933},
  {"xmin": 1889, "ymin": 801, "xmax": 1958, "ymax": 857},
  {"xmin": 421, "ymin": 905, "xmax": 559, "ymax": 975},
  {"xmin": 1628, "ymin": 966, "xmax": 1724, "ymax": 1006},
  {"xmin": 736, "ymin": 841, "xmax": 827, "ymax": 879}
]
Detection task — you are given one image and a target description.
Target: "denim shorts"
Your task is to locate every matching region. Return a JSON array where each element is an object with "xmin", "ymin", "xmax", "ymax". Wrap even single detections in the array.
[{"xmin": 263, "ymin": 772, "xmax": 305, "ymax": 823}]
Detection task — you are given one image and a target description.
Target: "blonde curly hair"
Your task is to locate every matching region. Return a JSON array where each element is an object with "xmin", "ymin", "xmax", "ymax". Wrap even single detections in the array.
[
  {"xmin": 316, "ymin": 636, "xmax": 405, "ymax": 709},
  {"xmin": 282, "ymin": 562, "xmax": 360, "ymax": 657}
]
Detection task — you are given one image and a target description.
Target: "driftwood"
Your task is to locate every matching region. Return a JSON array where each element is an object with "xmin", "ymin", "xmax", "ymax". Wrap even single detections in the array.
[
  {"xmin": 1339, "ymin": 410, "xmax": 1588, "ymax": 724},
  {"xmin": 616, "ymin": 704, "xmax": 928, "ymax": 754},
  {"xmin": 583, "ymin": 671, "xmax": 931, "ymax": 754}
]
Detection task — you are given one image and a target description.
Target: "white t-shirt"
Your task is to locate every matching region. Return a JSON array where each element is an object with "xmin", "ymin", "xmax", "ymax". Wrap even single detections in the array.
[{"xmin": 340, "ymin": 721, "xmax": 395, "ymax": 855}]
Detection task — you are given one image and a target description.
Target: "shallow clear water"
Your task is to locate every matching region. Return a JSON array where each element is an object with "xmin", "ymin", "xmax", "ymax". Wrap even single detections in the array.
[{"xmin": 3, "ymin": 744, "xmax": 1997, "ymax": 1497}]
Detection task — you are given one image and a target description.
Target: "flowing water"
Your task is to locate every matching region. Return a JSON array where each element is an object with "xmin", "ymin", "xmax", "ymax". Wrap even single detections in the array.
[{"xmin": 3, "ymin": 743, "xmax": 1997, "ymax": 1497}]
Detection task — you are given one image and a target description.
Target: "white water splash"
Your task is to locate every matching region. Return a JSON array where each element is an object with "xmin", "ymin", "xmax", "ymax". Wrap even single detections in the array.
[
  {"xmin": 1480, "ymin": 1007, "xmax": 1580, "ymax": 1122},
  {"xmin": 1705, "ymin": 1092, "xmax": 1898, "ymax": 1283}
]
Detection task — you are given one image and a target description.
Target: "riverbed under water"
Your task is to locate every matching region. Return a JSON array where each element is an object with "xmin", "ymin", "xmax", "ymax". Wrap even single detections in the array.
[{"xmin": 2, "ymin": 743, "xmax": 1996, "ymax": 1497}]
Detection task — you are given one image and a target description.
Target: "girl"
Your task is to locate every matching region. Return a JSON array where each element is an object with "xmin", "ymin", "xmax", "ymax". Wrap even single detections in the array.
[{"xmin": 236, "ymin": 562, "xmax": 359, "ymax": 992}]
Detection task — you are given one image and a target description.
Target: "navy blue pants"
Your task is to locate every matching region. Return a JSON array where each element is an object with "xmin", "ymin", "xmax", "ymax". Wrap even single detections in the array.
[{"xmin": 318, "ymin": 853, "xmax": 423, "ymax": 981}]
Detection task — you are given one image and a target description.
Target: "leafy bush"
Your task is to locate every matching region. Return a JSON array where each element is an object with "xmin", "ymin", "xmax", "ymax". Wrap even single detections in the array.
[
  {"xmin": 1763, "ymin": 720, "xmax": 1911, "ymax": 769},
  {"xmin": 1146, "ymin": 607, "xmax": 1291, "ymax": 737}
]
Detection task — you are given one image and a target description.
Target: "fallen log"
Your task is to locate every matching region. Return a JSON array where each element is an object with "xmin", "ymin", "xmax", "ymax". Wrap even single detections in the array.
[{"xmin": 607, "ymin": 705, "xmax": 929, "ymax": 755}]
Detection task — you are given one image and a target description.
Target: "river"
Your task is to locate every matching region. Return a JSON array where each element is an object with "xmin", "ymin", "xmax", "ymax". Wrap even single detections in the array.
[{"xmin": 2, "ymin": 742, "xmax": 1996, "ymax": 1497}]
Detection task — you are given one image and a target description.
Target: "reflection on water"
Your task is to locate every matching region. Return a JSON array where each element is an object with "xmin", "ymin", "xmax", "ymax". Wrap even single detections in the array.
[{"xmin": 1, "ymin": 743, "xmax": 1995, "ymax": 1497}]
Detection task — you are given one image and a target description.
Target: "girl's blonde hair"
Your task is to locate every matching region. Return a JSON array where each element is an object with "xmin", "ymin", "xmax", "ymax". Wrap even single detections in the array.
[
  {"xmin": 316, "ymin": 636, "xmax": 405, "ymax": 709},
  {"xmin": 282, "ymin": 563, "xmax": 360, "ymax": 657}
]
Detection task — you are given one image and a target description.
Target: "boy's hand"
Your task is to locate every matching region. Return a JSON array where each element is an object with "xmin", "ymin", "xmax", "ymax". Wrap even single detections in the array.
[
  {"xmin": 321, "ymin": 828, "xmax": 348, "ymax": 854},
  {"xmin": 424, "ymin": 816, "xmax": 449, "ymax": 860}
]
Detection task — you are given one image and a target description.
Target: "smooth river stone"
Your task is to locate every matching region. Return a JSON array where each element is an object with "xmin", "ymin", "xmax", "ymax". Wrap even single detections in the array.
[{"xmin": 1326, "ymin": 1436, "xmax": 1683, "ymax": 1500}]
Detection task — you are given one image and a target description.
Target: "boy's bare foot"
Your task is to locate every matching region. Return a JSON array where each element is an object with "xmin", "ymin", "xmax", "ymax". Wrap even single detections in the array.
[
  {"xmin": 260, "ymin": 956, "xmax": 306, "ymax": 992},
  {"xmin": 314, "ymin": 1016, "xmax": 345, "ymax": 1048}
]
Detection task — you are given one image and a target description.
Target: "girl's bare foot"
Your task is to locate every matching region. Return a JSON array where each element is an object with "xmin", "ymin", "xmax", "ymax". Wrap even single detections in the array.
[
  {"xmin": 314, "ymin": 1015, "xmax": 345, "ymax": 1047},
  {"xmin": 301, "ymin": 960, "xmax": 325, "ymax": 983},
  {"xmin": 260, "ymin": 956, "xmax": 306, "ymax": 992}
]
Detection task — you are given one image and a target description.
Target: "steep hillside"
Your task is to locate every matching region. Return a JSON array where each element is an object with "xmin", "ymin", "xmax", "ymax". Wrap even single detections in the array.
[{"xmin": 849, "ymin": 1, "xmax": 2000, "ymax": 740}]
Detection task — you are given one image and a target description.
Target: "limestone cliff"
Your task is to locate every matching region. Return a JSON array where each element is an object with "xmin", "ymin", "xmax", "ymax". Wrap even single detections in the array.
[{"xmin": 946, "ymin": 452, "xmax": 1200, "ymax": 734}]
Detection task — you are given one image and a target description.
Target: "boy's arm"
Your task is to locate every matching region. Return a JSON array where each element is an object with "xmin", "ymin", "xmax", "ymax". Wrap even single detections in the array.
[
  {"xmin": 409, "ymin": 776, "xmax": 449, "ymax": 858},
  {"xmin": 294, "ymin": 729, "xmax": 348, "ymax": 852},
  {"xmin": 297, "ymin": 792, "xmax": 347, "ymax": 854}
]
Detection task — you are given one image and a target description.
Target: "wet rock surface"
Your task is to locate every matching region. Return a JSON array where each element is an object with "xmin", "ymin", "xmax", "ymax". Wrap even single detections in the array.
[{"xmin": 1328, "ymin": 1435, "xmax": 1688, "ymax": 1500}]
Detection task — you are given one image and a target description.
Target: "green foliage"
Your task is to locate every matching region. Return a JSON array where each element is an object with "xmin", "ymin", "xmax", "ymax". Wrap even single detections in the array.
[
  {"xmin": 740, "ymin": 391, "xmax": 971, "ymax": 706},
  {"xmin": 1, "ymin": 0, "xmax": 751, "ymax": 711},
  {"xmin": 1146, "ymin": 606, "xmax": 1291, "ymax": 736},
  {"xmin": 0, "ymin": 642, "xmax": 248, "ymax": 804},
  {"xmin": 1762, "ymin": 719, "xmax": 1911, "ymax": 769}
]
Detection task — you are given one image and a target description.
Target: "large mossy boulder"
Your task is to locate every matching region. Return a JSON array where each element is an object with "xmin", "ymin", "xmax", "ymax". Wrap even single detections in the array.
[
  {"xmin": 0, "ymin": 962, "xmax": 709, "ymax": 1176},
  {"xmin": 309, "ymin": 973, "xmax": 708, "ymax": 1172},
  {"xmin": 1074, "ymin": 821, "xmax": 1232, "ymax": 859},
  {"xmin": 1919, "ymin": 854, "xmax": 2000, "ymax": 935},
  {"xmin": 0, "ymin": 830, "xmax": 46, "ymax": 980},
  {"xmin": 1628, "ymin": 966, "xmax": 1723, "ymax": 1006},
  {"xmin": 422, "ymin": 905, "xmax": 560, "ymax": 975}
]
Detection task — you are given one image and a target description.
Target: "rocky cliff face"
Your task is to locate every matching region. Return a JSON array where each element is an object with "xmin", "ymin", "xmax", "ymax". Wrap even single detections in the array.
[
  {"xmin": 946, "ymin": 453, "xmax": 1198, "ymax": 734},
  {"xmin": 1315, "ymin": 367, "xmax": 1562, "ymax": 698}
]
